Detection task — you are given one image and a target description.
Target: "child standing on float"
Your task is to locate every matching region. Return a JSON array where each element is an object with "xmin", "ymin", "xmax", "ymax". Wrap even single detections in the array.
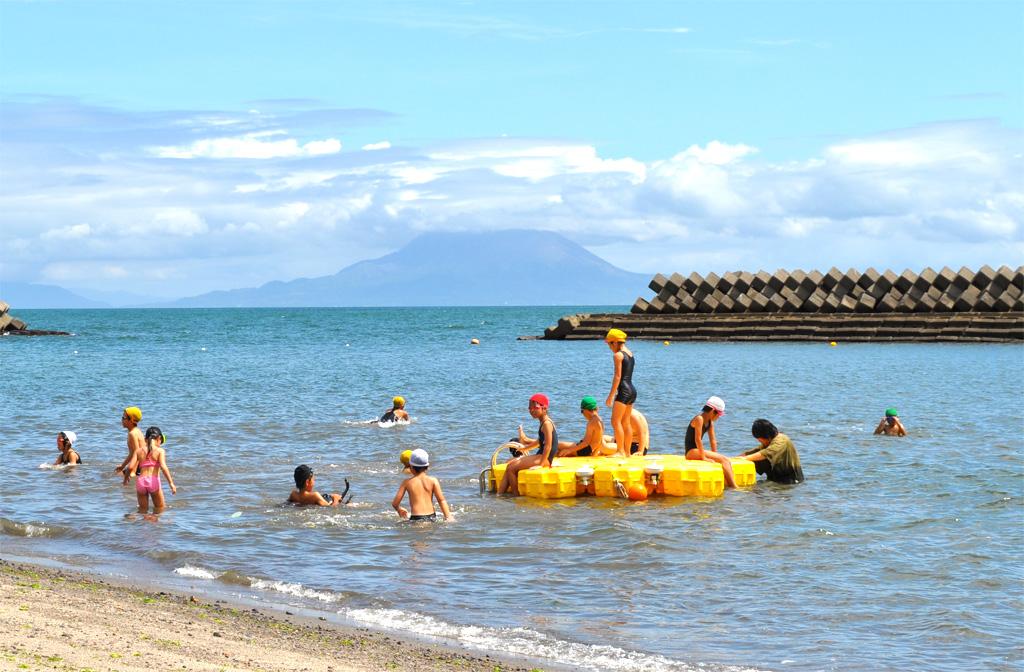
[{"xmin": 604, "ymin": 329, "xmax": 636, "ymax": 457}]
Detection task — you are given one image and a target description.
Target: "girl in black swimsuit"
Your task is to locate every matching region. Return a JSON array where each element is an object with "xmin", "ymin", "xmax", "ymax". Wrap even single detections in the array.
[
  {"xmin": 54, "ymin": 431, "xmax": 82, "ymax": 465},
  {"xmin": 497, "ymin": 393, "xmax": 558, "ymax": 495},
  {"xmin": 604, "ymin": 329, "xmax": 636, "ymax": 456}
]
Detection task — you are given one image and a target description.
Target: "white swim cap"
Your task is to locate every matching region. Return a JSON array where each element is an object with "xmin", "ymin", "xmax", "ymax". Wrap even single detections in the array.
[{"xmin": 705, "ymin": 396, "xmax": 726, "ymax": 415}]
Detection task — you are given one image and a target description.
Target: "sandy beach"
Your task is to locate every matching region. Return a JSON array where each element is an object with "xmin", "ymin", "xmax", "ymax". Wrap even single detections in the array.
[{"xmin": 0, "ymin": 560, "xmax": 541, "ymax": 672}]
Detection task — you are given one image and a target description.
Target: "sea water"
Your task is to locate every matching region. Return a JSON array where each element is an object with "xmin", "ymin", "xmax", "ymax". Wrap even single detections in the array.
[{"xmin": 1, "ymin": 307, "xmax": 1021, "ymax": 672}]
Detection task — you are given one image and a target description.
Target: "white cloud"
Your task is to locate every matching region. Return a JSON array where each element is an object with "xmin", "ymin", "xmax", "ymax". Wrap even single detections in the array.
[
  {"xmin": 672, "ymin": 141, "xmax": 758, "ymax": 165},
  {"xmin": 362, "ymin": 141, "xmax": 392, "ymax": 151},
  {"xmin": 41, "ymin": 223, "xmax": 92, "ymax": 240},
  {"xmin": 234, "ymin": 171, "xmax": 340, "ymax": 193},
  {"xmin": 151, "ymin": 132, "xmax": 342, "ymax": 159},
  {"xmin": 641, "ymin": 27, "xmax": 692, "ymax": 34},
  {"xmin": 137, "ymin": 208, "xmax": 208, "ymax": 237},
  {"xmin": 3, "ymin": 100, "xmax": 1020, "ymax": 296}
]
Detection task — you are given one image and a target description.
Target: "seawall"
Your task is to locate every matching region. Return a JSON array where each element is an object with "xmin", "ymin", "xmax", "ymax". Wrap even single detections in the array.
[{"xmin": 541, "ymin": 266, "xmax": 1024, "ymax": 343}]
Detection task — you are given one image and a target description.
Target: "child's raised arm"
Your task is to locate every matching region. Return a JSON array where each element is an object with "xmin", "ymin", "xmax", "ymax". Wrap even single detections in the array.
[
  {"xmin": 516, "ymin": 424, "xmax": 539, "ymax": 448},
  {"xmin": 391, "ymin": 482, "xmax": 409, "ymax": 519}
]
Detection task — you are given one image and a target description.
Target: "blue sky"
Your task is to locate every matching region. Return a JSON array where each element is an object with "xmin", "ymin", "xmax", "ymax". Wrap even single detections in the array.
[{"xmin": 1, "ymin": 1, "xmax": 1021, "ymax": 298}]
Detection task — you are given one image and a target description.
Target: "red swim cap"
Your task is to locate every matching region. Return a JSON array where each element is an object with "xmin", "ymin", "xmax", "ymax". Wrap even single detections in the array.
[{"xmin": 529, "ymin": 393, "xmax": 549, "ymax": 408}]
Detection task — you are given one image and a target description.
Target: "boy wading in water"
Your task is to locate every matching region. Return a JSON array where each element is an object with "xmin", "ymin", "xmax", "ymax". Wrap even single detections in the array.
[
  {"xmin": 115, "ymin": 407, "xmax": 145, "ymax": 477},
  {"xmin": 392, "ymin": 449, "xmax": 452, "ymax": 522}
]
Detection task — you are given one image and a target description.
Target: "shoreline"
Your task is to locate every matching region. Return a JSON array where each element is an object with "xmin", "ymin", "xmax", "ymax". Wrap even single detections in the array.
[{"xmin": 0, "ymin": 558, "xmax": 546, "ymax": 672}]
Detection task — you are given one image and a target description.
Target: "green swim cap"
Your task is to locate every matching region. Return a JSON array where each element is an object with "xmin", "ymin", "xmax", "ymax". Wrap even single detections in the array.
[
  {"xmin": 885, "ymin": 408, "xmax": 898, "ymax": 417},
  {"xmin": 580, "ymin": 396, "xmax": 598, "ymax": 411}
]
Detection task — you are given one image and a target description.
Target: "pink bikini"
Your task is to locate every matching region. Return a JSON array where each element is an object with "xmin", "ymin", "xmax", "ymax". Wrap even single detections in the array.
[{"xmin": 135, "ymin": 452, "xmax": 161, "ymax": 495}]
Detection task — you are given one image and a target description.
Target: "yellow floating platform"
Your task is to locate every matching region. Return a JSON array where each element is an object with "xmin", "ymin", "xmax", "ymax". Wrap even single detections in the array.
[{"xmin": 488, "ymin": 454, "xmax": 756, "ymax": 499}]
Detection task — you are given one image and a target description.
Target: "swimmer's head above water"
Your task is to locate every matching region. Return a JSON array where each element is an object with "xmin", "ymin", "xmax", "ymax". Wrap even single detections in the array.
[
  {"xmin": 392, "ymin": 396, "xmax": 406, "ymax": 409},
  {"xmin": 399, "ymin": 449, "xmax": 412, "ymax": 467},
  {"xmin": 294, "ymin": 464, "xmax": 314, "ymax": 489}
]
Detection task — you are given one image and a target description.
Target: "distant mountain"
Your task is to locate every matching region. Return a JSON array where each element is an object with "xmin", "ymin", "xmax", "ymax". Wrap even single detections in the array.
[
  {"xmin": 0, "ymin": 281, "xmax": 110, "ymax": 309},
  {"xmin": 168, "ymin": 230, "xmax": 650, "ymax": 307}
]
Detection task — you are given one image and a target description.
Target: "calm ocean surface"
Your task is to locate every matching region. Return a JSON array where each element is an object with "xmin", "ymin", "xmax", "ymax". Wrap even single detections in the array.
[{"xmin": 1, "ymin": 307, "xmax": 1022, "ymax": 671}]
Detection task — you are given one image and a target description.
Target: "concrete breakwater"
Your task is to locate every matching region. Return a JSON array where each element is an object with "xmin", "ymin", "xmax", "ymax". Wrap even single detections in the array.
[
  {"xmin": 0, "ymin": 300, "xmax": 70, "ymax": 336},
  {"xmin": 541, "ymin": 266, "xmax": 1024, "ymax": 342}
]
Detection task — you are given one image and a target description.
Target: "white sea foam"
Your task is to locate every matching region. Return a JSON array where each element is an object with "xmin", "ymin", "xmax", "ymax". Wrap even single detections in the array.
[
  {"xmin": 376, "ymin": 417, "xmax": 412, "ymax": 428},
  {"xmin": 341, "ymin": 418, "xmax": 380, "ymax": 427},
  {"xmin": 343, "ymin": 608, "xmax": 762, "ymax": 672},
  {"xmin": 38, "ymin": 462, "xmax": 72, "ymax": 470},
  {"xmin": 250, "ymin": 579, "xmax": 340, "ymax": 604},
  {"xmin": 173, "ymin": 565, "xmax": 217, "ymax": 580}
]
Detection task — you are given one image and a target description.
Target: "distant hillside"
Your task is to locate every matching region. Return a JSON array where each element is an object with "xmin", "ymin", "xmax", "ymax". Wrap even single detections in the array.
[
  {"xmin": 168, "ymin": 230, "xmax": 649, "ymax": 307},
  {"xmin": 0, "ymin": 281, "xmax": 110, "ymax": 309}
]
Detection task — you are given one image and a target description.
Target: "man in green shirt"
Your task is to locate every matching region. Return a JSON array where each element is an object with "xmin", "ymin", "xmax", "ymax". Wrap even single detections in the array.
[{"xmin": 735, "ymin": 419, "xmax": 804, "ymax": 484}]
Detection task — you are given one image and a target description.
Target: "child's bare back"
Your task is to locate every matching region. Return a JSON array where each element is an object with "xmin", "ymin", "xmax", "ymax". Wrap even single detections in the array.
[{"xmin": 391, "ymin": 449, "xmax": 452, "ymax": 522}]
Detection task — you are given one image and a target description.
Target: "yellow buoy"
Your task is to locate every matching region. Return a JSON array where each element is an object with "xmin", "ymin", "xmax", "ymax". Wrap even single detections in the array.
[
  {"xmin": 470, "ymin": 338, "xmax": 480, "ymax": 345},
  {"xmin": 829, "ymin": 341, "xmax": 837, "ymax": 347}
]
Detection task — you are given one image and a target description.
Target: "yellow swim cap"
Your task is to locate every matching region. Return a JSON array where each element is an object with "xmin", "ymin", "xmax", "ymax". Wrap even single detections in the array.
[
  {"xmin": 123, "ymin": 407, "xmax": 142, "ymax": 422},
  {"xmin": 393, "ymin": 396, "xmax": 405, "ymax": 408},
  {"xmin": 400, "ymin": 449, "xmax": 412, "ymax": 466},
  {"xmin": 605, "ymin": 328, "xmax": 627, "ymax": 343}
]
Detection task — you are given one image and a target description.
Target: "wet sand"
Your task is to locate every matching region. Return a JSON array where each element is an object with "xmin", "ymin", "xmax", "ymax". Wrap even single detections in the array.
[{"xmin": 0, "ymin": 559, "xmax": 540, "ymax": 672}]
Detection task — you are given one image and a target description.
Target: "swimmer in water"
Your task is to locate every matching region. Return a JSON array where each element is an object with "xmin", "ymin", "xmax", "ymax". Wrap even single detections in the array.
[
  {"xmin": 392, "ymin": 449, "xmax": 452, "ymax": 522},
  {"xmin": 874, "ymin": 408, "xmax": 907, "ymax": 436},
  {"xmin": 497, "ymin": 393, "xmax": 558, "ymax": 495},
  {"xmin": 399, "ymin": 449, "xmax": 413, "ymax": 475},
  {"xmin": 115, "ymin": 407, "xmax": 144, "ymax": 477},
  {"xmin": 54, "ymin": 431, "xmax": 82, "ymax": 465},
  {"xmin": 684, "ymin": 396, "xmax": 737, "ymax": 489},
  {"xmin": 380, "ymin": 396, "xmax": 410, "ymax": 424},
  {"xmin": 604, "ymin": 329, "xmax": 637, "ymax": 456},
  {"xmin": 123, "ymin": 426, "xmax": 177, "ymax": 513},
  {"xmin": 288, "ymin": 464, "xmax": 351, "ymax": 506},
  {"xmin": 557, "ymin": 396, "xmax": 617, "ymax": 457},
  {"xmin": 629, "ymin": 409, "xmax": 650, "ymax": 456}
]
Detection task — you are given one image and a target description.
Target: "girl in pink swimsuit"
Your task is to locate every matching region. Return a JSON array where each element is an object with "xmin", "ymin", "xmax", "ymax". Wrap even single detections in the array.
[{"xmin": 124, "ymin": 426, "xmax": 177, "ymax": 513}]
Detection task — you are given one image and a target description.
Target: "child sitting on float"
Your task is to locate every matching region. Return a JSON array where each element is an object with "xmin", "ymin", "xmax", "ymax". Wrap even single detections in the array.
[
  {"xmin": 684, "ymin": 396, "xmax": 737, "ymax": 489},
  {"xmin": 497, "ymin": 393, "xmax": 558, "ymax": 495},
  {"xmin": 557, "ymin": 396, "xmax": 617, "ymax": 457}
]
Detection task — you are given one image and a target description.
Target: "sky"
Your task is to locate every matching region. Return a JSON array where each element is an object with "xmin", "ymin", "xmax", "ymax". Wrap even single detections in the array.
[{"xmin": 1, "ymin": 0, "xmax": 1021, "ymax": 299}]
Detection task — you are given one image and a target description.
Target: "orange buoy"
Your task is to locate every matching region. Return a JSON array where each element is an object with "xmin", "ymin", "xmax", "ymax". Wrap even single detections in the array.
[{"xmin": 627, "ymin": 483, "xmax": 648, "ymax": 501}]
